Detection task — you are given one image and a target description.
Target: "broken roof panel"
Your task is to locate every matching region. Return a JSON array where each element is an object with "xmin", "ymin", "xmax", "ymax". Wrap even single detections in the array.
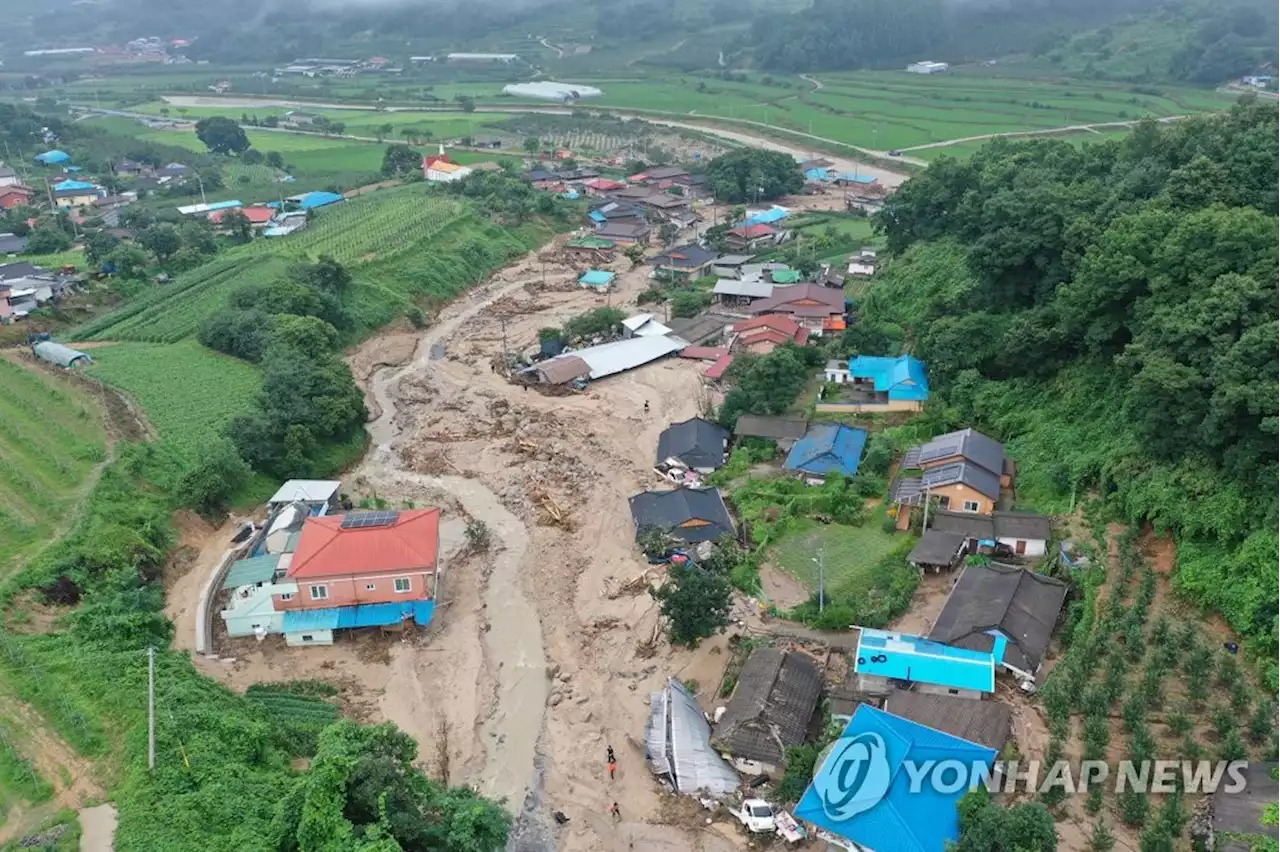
[
  {"xmin": 646, "ymin": 679, "xmax": 740, "ymax": 798},
  {"xmin": 542, "ymin": 335, "xmax": 687, "ymax": 381},
  {"xmin": 713, "ymin": 648, "xmax": 822, "ymax": 767}
]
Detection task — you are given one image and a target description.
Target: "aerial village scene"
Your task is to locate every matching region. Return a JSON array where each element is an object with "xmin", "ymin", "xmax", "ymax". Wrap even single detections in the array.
[{"xmin": 0, "ymin": 7, "xmax": 1274, "ymax": 852}]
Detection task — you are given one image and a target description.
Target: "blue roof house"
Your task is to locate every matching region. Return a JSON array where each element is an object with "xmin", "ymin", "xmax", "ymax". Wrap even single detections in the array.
[
  {"xmin": 578, "ymin": 269, "xmax": 616, "ymax": 291},
  {"xmin": 35, "ymin": 150, "xmax": 71, "ymax": 165},
  {"xmin": 783, "ymin": 423, "xmax": 867, "ymax": 482},
  {"xmin": 853, "ymin": 627, "xmax": 997, "ymax": 699},
  {"xmin": 53, "ymin": 179, "xmax": 97, "ymax": 192},
  {"xmin": 742, "ymin": 206, "xmax": 789, "ymax": 227},
  {"xmin": 826, "ymin": 355, "xmax": 929, "ymax": 412},
  {"xmin": 288, "ymin": 190, "xmax": 345, "ymax": 211},
  {"xmin": 795, "ymin": 704, "xmax": 997, "ymax": 852}
]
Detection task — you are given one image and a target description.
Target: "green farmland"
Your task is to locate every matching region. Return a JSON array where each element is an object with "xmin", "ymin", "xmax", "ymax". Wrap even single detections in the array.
[
  {"xmin": 0, "ymin": 356, "xmax": 107, "ymax": 578},
  {"xmin": 83, "ymin": 341, "xmax": 262, "ymax": 458}
]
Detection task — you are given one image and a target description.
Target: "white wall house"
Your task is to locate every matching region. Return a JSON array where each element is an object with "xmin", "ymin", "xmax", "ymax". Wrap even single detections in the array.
[{"xmin": 907, "ymin": 61, "xmax": 949, "ymax": 74}]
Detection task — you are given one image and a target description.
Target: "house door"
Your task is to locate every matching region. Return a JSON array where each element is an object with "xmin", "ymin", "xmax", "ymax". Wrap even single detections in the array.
[{"xmin": 1015, "ymin": 540, "xmax": 1027, "ymax": 555}]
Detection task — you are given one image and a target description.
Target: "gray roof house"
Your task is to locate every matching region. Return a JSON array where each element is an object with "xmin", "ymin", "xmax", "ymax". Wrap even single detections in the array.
[
  {"xmin": 713, "ymin": 647, "xmax": 823, "ymax": 773},
  {"xmin": 0, "ymin": 233, "xmax": 27, "ymax": 254},
  {"xmin": 907, "ymin": 529, "xmax": 968, "ymax": 570},
  {"xmin": 881, "ymin": 689, "xmax": 1011, "ymax": 750},
  {"xmin": 930, "ymin": 511, "xmax": 1053, "ymax": 544},
  {"xmin": 901, "ymin": 428, "xmax": 1006, "ymax": 474},
  {"xmin": 656, "ymin": 417, "xmax": 730, "ymax": 472},
  {"xmin": 628, "ymin": 487, "xmax": 733, "ymax": 543},
  {"xmin": 929, "ymin": 562, "xmax": 1069, "ymax": 678}
]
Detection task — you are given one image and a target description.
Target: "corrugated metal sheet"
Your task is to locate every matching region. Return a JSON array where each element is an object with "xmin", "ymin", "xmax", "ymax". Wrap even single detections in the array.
[
  {"xmin": 645, "ymin": 679, "xmax": 739, "ymax": 798},
  {"xmin": 283, "ymin": 600, "xmax": 435, "ymax": 633},
  {"xmin": 268, "ymin": 479, "xmax": 340, "ymax": 504},
  {"xmin": 221, "ymin": 554, "xmax": 281, "ymax": 590},
  {"xmin": 544, "ymin": 335, "xmax": 687, "ymax": 381},
  {"xmin": 713, "ymin": 279, "xmax": 774, "ymax": 298}
]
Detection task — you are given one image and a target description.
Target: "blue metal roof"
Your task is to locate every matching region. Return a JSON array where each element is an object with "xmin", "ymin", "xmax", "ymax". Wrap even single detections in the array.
[
  {"xmin": 221, "ymin": 554, "xmax": 282, "ymax": 590},
  {"xmin": 295, "ymin": 191, "xmax": 344, "ymax": 210},
  {"xmin": 783, "ymin": 423, "xmax": 867, "ymax": 477},
  {"xmin": 795, "ymin": 704, "xmax": 997, "ymax": 852},
  {"xmin": 579, "ymin": 269, "xmax": 616, "ymax": 287},
  {"xmin": 35, "ymin": 150, "xmax": 70, "ymax": 164},
  {"xmin": 205, "ymin": 200, "xmax": 243, "ymax": 212},
  {"xmin": 805, "ymin": 167, "xmax": 832, "ymax": 182},
  {"xmin": 283, "ymin": 601, "xmax": 435, "ymax": 633},
  {"xmin": 589, "ymin": 210, "xmax": 607, "ymax": 223},
  {"xmin": 838, "ymin": 172, "xmax": 878, "ymax": 184},
  {"xmin": 848, "ymin": 355, "xmax": 929, "ymax": 402},
  {"xmin": 854, "ymin": 627, "xmax": 995, "ymax": 693},
  {"xmin": 54, "ymin": 179, "xmax": 96, "ymax": 191}
]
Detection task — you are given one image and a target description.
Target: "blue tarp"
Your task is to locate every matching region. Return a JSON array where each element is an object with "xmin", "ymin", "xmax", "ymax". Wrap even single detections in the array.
[
  {"xmin": 54, "ymin": 179, "xmax": 96, "ymax": 191},
  {"xmin": 589, "ymin": 210, "xmax": 607, "ymax": 223},
  {"xmin": 805, "ymin": 167, "xmax": 832, "ymax": 182},
  {"xmin": 784, "ymin": 423, "xmax": 867, "ymax": 477},
  {"xmin": 795, "ymin": 704, "xmax": 997, "ymax": 852},
  {"xmin": 293, "ymin": 191, "xmax": 344, "ymax": 210},
  {"xmin": 579, "ymin": 269, "xmax": 616, "ymax": 287},
  {"xmin": 742, "ymin": 206, "xmax": 789, "ymax": 226},
  {"xmin": 847, "ymin": 355, "xmax": 929, "ymax": 402},
  {"xmin": 854, "ymin": 627, "xmax": 995, "ymax": 693},
  {"xmin": 35, "ymin": 150, "xmax": 70, "ymax": 164},
  {"xmin": 838, "ymin": 172, "xmax": 878, "ymax": 184},
  {"xmin": 283, "ymin": 601, "xmax": 435, "ymax": 633}
]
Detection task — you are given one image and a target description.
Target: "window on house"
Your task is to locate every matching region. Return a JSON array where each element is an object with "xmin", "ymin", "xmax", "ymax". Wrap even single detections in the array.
[
  {"xmin": 394, "ymin": 578, "xmax": 411, "ymax": 593},
  {"xmin": 948, "ymin": 688, "xmax": 960, "ymax": 695},
  {"xmin": 936, "ymin": 496, "xmax": 951, "ymax": 509},
  {"xmin": 366, "ymin": 583, "xmax": 377, "ymax": 591},
  {"xmin": 301, "ymin": 634, "xmax": 314, "ymax": 642},
  {"xmin": 280, "ymin": 593, "xmax": 293, "ymax": 601},
  {"xmin": 310, "ymin": 585, "xmax": 328, "ymax": 600},
  {"xmin": 962, "ymin": 500, "xmax": 980, "ymax": 512}
]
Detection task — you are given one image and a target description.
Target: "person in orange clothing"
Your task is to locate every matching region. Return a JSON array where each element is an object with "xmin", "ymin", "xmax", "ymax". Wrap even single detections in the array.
[{"xmin": 607, "ymin": 745, "xmax": 617, "ymax": 779}]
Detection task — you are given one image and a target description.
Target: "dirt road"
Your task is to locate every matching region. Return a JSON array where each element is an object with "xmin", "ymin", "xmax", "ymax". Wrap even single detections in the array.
[{"xmin": 347, "ymin": 242, "xmax": 753, "ymax": 850}]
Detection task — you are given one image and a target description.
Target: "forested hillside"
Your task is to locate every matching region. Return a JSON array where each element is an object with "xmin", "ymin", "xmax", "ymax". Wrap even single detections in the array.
[{"xmin": 861, "ymin": 98, "xmax": 1278, "ymax": 683}]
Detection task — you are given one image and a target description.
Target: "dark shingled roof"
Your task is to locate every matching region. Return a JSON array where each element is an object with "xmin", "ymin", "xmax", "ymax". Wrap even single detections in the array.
[
  {"xmin": 1213, "ymin": 762, "xmax": 1279, "ymax": 852},
  {"xmin": 930, "ymin": 511, "xmax": 1053, "ymax": 542},
  {"xmin": 713, "ymin": 648, "xmax": 822, "ymax": 766},
  {"xmin": 628, "ymin": 487, "xmax": 733, "ymax": 543},
  {"xmin": 908, "ymin": 530, "xmax": 967, "ymax": 566},
  {"xmin": 901, "ymin": 428, "xmax": 1005, "ymax": 477},
  {"xmin": 656, "ymin": 417, "xmax": 729, "ymax": 470},
  {"xmin": 733, "ymin": 414, "xmax": 809, "ymax": 441},
  {"xmin": 882, "ymin": 690, "xmax": 1011, "ymax": 751},
  {"xmin": 929, "ymin": 563, "xmax": 1069, "ymax": 674},
  {"xmin": 653, "ymin": 243, "xmax": 718, "ymax": 269}
]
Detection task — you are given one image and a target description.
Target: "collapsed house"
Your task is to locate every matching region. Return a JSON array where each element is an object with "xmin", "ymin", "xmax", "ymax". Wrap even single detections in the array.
[
  {"xmin": 712, "ymin": 647, "xmax": 823, "ymax": 776},
  {"xmin": 645, "ymin": 679, "xmax": 740, "ymax": 798}
]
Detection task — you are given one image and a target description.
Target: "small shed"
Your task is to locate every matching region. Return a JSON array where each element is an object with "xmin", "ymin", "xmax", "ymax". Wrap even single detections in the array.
[
  {"xmin": 578, "ymin": 269, "xmax": 616, "ymax": 291},
  {"xmin": 33, "ymin": 341, "xmax": 92, "ymax": 368}
]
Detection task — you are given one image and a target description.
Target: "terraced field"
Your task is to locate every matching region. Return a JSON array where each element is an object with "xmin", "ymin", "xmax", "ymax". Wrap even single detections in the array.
[
  {"xmin": 83, "ymin": 341, "xmax": 262, "ymax": 458},
  {"xmin": 0, "ymin": 356, "xmax": 107, "ymax": 577}
]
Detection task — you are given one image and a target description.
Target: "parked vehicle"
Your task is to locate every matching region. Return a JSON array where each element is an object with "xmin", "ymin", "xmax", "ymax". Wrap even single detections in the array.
[{"xmin": 734, "ymin": 799, "xmax": 776, "ymax": 833}]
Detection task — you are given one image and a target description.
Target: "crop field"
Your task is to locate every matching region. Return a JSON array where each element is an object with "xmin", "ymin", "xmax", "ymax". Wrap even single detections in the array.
[
  {"xmin": 76, "ymin": 188, "xmax": 482, "ymax": 343},
  {"xmin": 0, "ymin": 356, "xmax": 107, "ymax": 578},
  {"xmin": 83, "ymin": 341, "xmax": 261, "ymax": 457}
]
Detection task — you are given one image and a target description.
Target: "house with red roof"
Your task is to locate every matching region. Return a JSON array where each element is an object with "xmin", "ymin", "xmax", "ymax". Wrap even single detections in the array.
[
  {"xmin": 246, "ymin": 508, "xmax": 445, "ymax": 646},
  {"xmin": 210, "ymin": 205, "xmax": 274, "ymax": 228},
  {"xmin": 730, "ymin": 315, "xmax": 811, "ymax": 354},
  {"xmin": 0, "ymin": 185, "xmax": 34, "ymax": 211},
  {"xmin": 750, "ymin": 282, "xmax": 847, "ymax": 335},
  {"xmin": 725, "ymin": 223, "xmax": 777, "ymax": 251}
]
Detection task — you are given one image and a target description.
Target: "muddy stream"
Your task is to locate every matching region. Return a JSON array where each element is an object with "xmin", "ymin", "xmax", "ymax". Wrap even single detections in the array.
[{"xmin": 357, "ymin": 276, "xmax": 549, "ymax": 813}]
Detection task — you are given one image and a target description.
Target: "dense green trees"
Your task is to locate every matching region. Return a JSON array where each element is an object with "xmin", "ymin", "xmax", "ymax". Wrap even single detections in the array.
[
  {"xmin": 195, "ymin": 116, "xmax": 250, "ymax": 155},
  {"xmin": 381, "ymin": 144, "xmax": 422, "ymax": 178},
  {"xmin": 650, "ymin": 560, "xmax": 733, "ymax": 647},
  {"xmin": 271, "ymin": 721, "xmax": 510, "ymax": 851},
  {"xmin": 864, "ymin": 100, "xmax": 1279, "ymax": 683},
  {"xmin": 718, "ymin": 345, "xmax": 819, "ymax": 428},
  {"xmin": 954, "ymin": 789, "xmax": 1057, "ymax": 852},
  {"xmin": 706, "ymin": 149, "xmax": 803, "ymax": 204}
]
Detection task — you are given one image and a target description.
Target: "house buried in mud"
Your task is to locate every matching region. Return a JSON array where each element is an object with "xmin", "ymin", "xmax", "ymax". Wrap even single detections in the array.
[{"xmin": 220, "ymin": 505, "xmax": 442, "ymax": 646}]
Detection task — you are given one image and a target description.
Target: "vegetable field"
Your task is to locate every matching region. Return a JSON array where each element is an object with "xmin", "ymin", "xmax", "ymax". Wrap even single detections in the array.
[
  {"xmin": 245, "ymin": 682, "xmax": 341, "ymax": 756},
  {"xmin": 0, "ymin": 356, "xmax": 106, "ymax": 577},
  {"xmin": 83, "ymin": 341, "xmax": 261, "ymax": 458}
]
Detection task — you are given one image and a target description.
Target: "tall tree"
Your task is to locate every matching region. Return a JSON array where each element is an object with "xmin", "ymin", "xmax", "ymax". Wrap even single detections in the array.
[{"xmin": 195, "ymin": 116, "xmax": 250, "ymax": 154}]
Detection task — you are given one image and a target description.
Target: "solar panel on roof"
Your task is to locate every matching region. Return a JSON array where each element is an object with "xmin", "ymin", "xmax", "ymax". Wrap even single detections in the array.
[
  {"xmin": 919, "ymin": 438, "xmax": 963, "ymax": 463},
  {"xmin": 922, "ymin": 463, "xmax": 964, "ymax": 487},
  {"xmin": 340, "ymin": 510, "xmax": 400, "ymax": 529}
]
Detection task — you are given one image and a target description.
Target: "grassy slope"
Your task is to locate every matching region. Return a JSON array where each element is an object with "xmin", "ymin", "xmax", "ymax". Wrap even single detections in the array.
[
  {"xmin": 0, "ymin": 357, "xmax": 106, "ymax": 579},
  {"xmin": 770, "ymin": 516, "xmax": 906, "ymax": 595}
]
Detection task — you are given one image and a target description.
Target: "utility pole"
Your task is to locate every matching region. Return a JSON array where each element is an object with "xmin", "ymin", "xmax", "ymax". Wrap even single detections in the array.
[
  {"xmin": 812, "ymin": 550, "xmax": 826, "ymax": 613},
  {"xmin": 920, "ymin": 484, "xmax": 932, "ymax": 531},
  {"xmin": 196, "ymin": 174, "xmax": 208, "ymax": 208},
  {"xmin": 147, "ymin": 646, "xmax": 156, "ymax": 770}
]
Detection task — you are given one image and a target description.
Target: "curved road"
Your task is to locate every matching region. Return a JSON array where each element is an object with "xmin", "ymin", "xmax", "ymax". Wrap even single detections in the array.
[{"xmin": 357, "ymin": 274, "xmax": 549, "ymax": 812}]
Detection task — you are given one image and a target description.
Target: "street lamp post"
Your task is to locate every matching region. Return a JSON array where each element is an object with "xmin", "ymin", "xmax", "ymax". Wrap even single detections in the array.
[{"xmin": 811, "ymin": 550, "xmax": 826, "ymax": 614}]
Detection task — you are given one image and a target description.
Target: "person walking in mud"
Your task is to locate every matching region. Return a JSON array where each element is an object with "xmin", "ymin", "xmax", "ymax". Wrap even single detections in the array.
[
  {"xmin": 643, "ymin": 401, "xmax": 649, "ymax": 414},
  {"xmin": 607, "ymin": 745, "xmax": 617, "ymax": 780},
  {"xmin": 609, "ymin": 802, "xmax": 621, "ymax": 822}
]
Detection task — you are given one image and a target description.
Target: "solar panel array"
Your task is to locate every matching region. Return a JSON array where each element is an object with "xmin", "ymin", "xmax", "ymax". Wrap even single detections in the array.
[
  {"xmin": 922, "ymin": 462, "xmax": 965, "ymax": 488},
  {"xmin": 340, "ymin": 510, "xmax": 401, "ymax": 530},
  {"xmin": 918, "ymin": 435, "xmax": 964, "ymax": 464}
]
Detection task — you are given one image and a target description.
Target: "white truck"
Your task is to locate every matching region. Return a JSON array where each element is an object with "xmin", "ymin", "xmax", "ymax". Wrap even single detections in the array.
[{"xmin": 734, "ymin": 799, "xmax": 777, "ymax": 833}]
